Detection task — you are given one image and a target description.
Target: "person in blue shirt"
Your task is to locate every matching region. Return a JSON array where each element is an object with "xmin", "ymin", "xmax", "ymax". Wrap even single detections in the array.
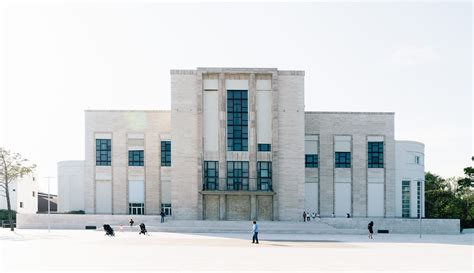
[{"xmin": 252, "ymin": 220, "xmax": 259, "ymax": 244}]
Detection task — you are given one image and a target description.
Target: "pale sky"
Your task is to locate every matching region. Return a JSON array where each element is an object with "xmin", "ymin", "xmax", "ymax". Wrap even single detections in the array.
[{"xmin": 0, "ymin": 1, "xmax": 472, "ymax": 194}]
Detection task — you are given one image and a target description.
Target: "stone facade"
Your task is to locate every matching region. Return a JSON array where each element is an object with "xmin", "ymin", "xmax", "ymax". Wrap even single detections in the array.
[{"xmin": 62, "ymin": 67, "xmax": 425, "ymax": 223}]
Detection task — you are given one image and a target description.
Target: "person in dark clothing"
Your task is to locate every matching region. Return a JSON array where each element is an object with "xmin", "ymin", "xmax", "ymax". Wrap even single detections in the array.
[
  {"xmin": 103, "ymin": 224, "xmax": 115, "ymax": 236},
  {"xmin": 303, "ymin": 211, "xmax": 307, "ymax": 222},
  {"xmin": 160, "ymin": 210, "xmax": 165, "ymax": 223},
  {"xmin": 252, "ymin": 221, "xmax": 259, "ymax": 244},
  {"xmin": 368, "ymin": 221, "xmax": 374, "ymax": 239},
  {"xmin": 129, "ymin": 219, "xmax": 135, "ymax": 228},
  {"xmin": 139, "ymin": 223, "xmax": 148, "ymax": 235}
]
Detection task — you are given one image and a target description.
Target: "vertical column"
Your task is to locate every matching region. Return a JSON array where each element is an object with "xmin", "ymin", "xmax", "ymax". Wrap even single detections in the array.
[
  {"xmin": 250, "ymin": 195, "xmax": 257, "ymax": 220},
  {"xmin": 219, "ymin": 194, "xmax": 226, "ymax": 220},
  {"xmin": 271, "ymin": 71, "xmax": 279, "ymax": 220},
  {"xmin": 249, "ymin": 73, "xmax": 257, "ymax": 191},
  {"xmin": 319, "ymin": 133, "xmax": 334, "ymax": 216},
  {"xmin": 112, "ymin": 131, "xmax": 127, "ymax": 214},
  {"xmin": 218, "ymin": 73, "xmax": 227, "ymax": 191}
]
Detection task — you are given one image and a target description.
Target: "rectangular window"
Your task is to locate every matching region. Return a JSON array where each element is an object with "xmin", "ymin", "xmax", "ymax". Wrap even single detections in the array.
[
  {"xmin": 128, "ymin": 203, "xmax": 144, "ymax": 215},
  {"xmin": 32, "ymin": 191, "xmax": 35, "ymax": 197},
  {"xmin": 368, "ymin": 142, "xmax": 384, "ymax": 168},
  {"xmin": 227, "ymin": 90, "xmax": 248, "ymax": 151},
  {"xmin": 19, "ymin": 202, "xmax": 23, "ymax": 208},
  {"xmin": 226, "ymin": 161, "xmax": 249, "ymax": 190},
  {"xmin": 415, "ymin": 155, "xmax": 420, "ymax": 165},
  {"xmin": 402, "ymin": 181, "xmax": 410, "ymax": 218},
  {"xmin": 257, "ymin": 161, "xmax": 272, "ymax": 191},
  {"xmin": 128, "ymin": 150, "xmax": 144, "ymax": 166},
  {"xmin": 96, "ymin": 139, "xmax": 111, "ymax": 166},
  {"xmin": 305, "ymin": 154, "xmax": 318, "ymax": 168},
  {"xmin": 161, "ymin": 203, "xmax": 172, "ymax": 216},
  {"xmin": 258, "ymin": 144, "xmax": 271, "ymax": 152},
  {"xmin": 335, "ymin": 152, "xmax": 351, "ymax": 168},
  {"xmin": 203, "ymin": 161, "xmax": 219, "ymax": 190},
  {"xmin": 161, "ymin": 141, "xmax": 171, "ymax": 166},
  {"xmin": 417, "ymin": 181, "xmax": 421, "ymax": 218}
]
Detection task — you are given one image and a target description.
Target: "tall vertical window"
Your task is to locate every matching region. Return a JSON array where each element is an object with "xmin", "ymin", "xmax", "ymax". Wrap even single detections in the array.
[
  {"xmin": 402, "ymin": 181, "xmax": 410, "ymax": 218},
  {"xmin": 96, "ymin": 139, "xmax": 111, "ymax": 166},
  {"xmin": 257, "ymin": 161, "xmax": 272, "ymax": 191},
  {"xmin": 417, "ymin": 181, "xmax": 421, "ymax": 218},
  {"xmin": 203, "ymin": 161, "xmax": 219, "ymax": 190},
  {"xmin": 227, "ymin": 90, "xmax": 248, "ymax": 151},
  {"xmin": 335, "ymin": 152, "xmax": 351, "ymax": 168},
  {"xmin": 368, "ymin": 142, "xmax": 384, "ymax": 168},
  {"xmin": 305, "ymin": 154, "xmax": 318, "ymax": 168},
  {"xmin": 128, "ymin": 150, "xmax": 144, "ymax": 166},
  {"xmin": 161, "ymin": 141, "xmax": 171, "ymax": 166},
  {"xmin": 227, "ymin": 161, "xmax": 249, "ymax": 190}
]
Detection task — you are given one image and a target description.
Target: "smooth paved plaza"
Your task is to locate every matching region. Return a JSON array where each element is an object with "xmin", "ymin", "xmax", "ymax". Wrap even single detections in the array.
[{"xmin": 0, "ymin": 229, "xmax": 472, "ymax": 272}]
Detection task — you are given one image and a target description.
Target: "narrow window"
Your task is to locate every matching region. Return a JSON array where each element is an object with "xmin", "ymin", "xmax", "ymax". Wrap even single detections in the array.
[
  {"xmin": 203, "ymin": 161, "xmax": 219, "ymax": 190},
  {"xmin": 32, "ymin": 191, "xmax": 35, "ymax": 197},
  {"xmin": 161, "ymin": 203, "xmax": 172, "ymax": 216},
  {"xmin": 161, "ymin": 141, "xmax": 171, "ymax": 166},
  {"xmin": 402, "ymin": 181, "xmax": 411, "ymax": 218},
  {"xmin": 257, "ymin": 161, "xmax": 272, "ymax": 191},
  {"xmin": 227, "ymin": 90, "xmax": 248, "ymax": 151},
  {"xmin": 19, "ymin": 202, "xmax": 23, "ymax": 208}
]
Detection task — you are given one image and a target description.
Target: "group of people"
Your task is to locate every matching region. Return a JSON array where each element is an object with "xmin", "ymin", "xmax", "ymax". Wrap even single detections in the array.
[
  {"xmin": 103, "ymin": 210, "xmax": 167, "ymax": 237},
  {"xmin": 302, "ymin": 211, "xmax": 322, "ymax": 222}
]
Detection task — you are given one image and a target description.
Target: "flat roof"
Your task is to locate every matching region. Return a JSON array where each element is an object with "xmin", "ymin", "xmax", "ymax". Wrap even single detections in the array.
[{"xmin": 305, "ymin": 111, "xmax": 395, "ymax": 115}]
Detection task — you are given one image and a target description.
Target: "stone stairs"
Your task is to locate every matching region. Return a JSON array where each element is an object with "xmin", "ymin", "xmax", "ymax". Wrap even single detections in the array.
[{"xmin": 122, "ymin": 219, "xmax": 367, "ymax": 234}]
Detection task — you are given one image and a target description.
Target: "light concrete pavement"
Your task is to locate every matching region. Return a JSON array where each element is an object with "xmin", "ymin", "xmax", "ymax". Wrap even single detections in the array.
[{"xmin": 0, "ymin": 229, "xmax": 472, "ymax": 272}]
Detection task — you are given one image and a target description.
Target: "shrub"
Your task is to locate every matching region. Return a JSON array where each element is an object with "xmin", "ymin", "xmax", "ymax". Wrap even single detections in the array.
[
  {"xmin": 68, "ymin": 210, "xmax": 85, "ymax": 214},
  {"xmin": 0, "ymin": 209, "xmax": 17, "ymax": 221}
]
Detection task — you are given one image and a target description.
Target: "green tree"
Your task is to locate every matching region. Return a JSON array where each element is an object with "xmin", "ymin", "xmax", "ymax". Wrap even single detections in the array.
[{"xmin": 0, "ymin": 148, "xmax": 36, "ymax": 231}]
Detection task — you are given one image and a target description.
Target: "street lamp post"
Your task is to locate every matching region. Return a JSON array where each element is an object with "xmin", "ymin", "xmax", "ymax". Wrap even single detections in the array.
[{"xmin": 419, "ymin": 180, "xmax": 423, "ymax": 238}]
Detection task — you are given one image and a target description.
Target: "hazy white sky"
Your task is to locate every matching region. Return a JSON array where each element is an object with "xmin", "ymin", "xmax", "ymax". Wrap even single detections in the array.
[{"xmin": 0, "ymin": 1, "xmax": 472, "ymax": 193}]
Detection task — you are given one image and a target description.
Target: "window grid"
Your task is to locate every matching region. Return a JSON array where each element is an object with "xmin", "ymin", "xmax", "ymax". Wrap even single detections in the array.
[
  {"xmin": 203, "ymin": 161, "xmax": 219, "ymax": 190},
  {"xmin": 305, "ymin": 154, "xmax": 318, "ymax": 168},
  {"xmin": 402, "ymin": 181, "xmax": 410, "ymax": 218},
  {"xmin": 161, "ymin": 141, "xmax": 171, "ymax": 166},
  {"xmin": 128, "ymin": 150, "xmax": 144, "ymax": 166},
  {"xmin": 368, "ymin": 142, "xmax": 384, "ymax": 168},
  {"xmin": 226, "ymin": 161, "xmax": 249, "ymax": 191},
  {"xmin": 129, "ymin": 203, "xmax": 144, "ymax": 215},
  {"xmin": 258, "ymin": 144, "xmax": 271, "ymax": 152},
  {"xmin": 161, "ymin": 203, "xmax": 172, "ymax": 216},
  {"xmin": 417, "ymin": 181, "xmax": 421, "ymax": 218},
  {"xmin": 335, "ymin": 152, "xmax": 351, "ymax": 168},
  {"xmin": 257, "ymin": 161, "xmax": 272, "ymax": 191},
  {"xmin": 227, "ymin": 90, "xmax": 248, "ymax": 151},
  {"xmin": 96, "ymin": 139, "xmax": 111, "ymax": 166}
]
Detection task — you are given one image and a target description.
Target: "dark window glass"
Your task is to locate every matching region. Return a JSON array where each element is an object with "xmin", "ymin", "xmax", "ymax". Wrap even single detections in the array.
[
  {"xmin": 128, "ymin": 203, "xmax": 145, "ymax": 215},
  {"xmin": 203, "ymin": 161, "xmax": 219, "ymax": 190},
  {"xmin": 161, "ymin": 141, "xmax": 171, "ymax": 166},
  {"xmin": 257, "ymin": 161, "xmax": 272, "ymax": 191},
  {"xmin": 128, "ymin": 150, "xmax": 144, "ymax": 166},
  {"xmin": 368, "ymin": 142, "xmax": 384, "ymax": 168},
  {"xmin": 96, "ymin": 139, "xmax": 111, "ymax": 166},
  {"xmin": 258, "ymin": 144, "xmax": 271, "ymax": 152},
  {"xmin": 227, "ymin": 90, "xmax": 248, "ymax": 151},
  {"xmin": 305, "ymin": 154, "xmax": 318, "ymax": 168},
  {"xmin": 226, "ymin": 161, "xmax": 249, "ymax": 190},
  {"xmin": 161, "ymin": 203, "xmax": 172, "ymax": 216},
  {"xmin": 335, "ymin": 152, "xmax": 351, "ymax": 168},
  {"xmin": 402, "ymin": 181, "xmax": 410, "ymax": 218}
]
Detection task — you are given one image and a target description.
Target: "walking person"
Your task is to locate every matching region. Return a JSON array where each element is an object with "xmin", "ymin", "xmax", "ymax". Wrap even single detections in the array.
[
  {"xmin": 252, "ymin": 220, "xmax": 259, "ymax": 244},
  {"xmin": 368, "ymin": 221, "xmax": 374, "ymax": 239},
  {"xmin": 160, "ymin": 210, "xmax": 165, "ymax": 223},
  {"xmin": 129, "ymin": 219, "xmax": 135, "ymax": 229},
  {"xmin": 303, "ymin": 211, "xmax": 307, "ymax": 222}
]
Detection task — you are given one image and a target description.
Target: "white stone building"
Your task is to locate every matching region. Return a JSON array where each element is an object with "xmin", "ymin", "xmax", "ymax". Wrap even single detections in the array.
[
  {"xmin": 0, "ymin": 173, "xmax": 38, "ymax": 214},
  {"xmin": 58, "ymin": 67, "xmax": 425, "ymax": 221}
]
